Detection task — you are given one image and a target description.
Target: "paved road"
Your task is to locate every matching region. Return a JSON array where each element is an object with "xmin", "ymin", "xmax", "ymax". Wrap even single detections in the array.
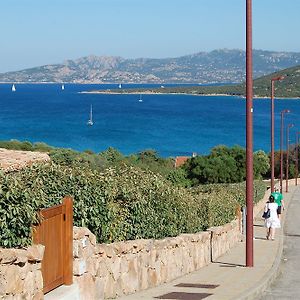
[{"xmin": 260, "ymin": 187, "xmax": 300, "ymax": 299}]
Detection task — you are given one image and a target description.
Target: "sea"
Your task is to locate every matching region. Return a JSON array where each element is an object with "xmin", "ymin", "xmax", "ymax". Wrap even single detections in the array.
[{"xmin": 0, "ymin": 83, "xmax": 299, "ymax": 157}]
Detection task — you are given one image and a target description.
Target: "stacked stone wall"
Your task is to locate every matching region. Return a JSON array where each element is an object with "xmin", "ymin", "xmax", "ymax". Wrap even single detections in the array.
[
  {"xmin": 1, "ymin": 184, "xmax": 279, "ymax": 299},
  {"xmin": 72, "ymin": 219, "xmax": 241, "ymax": 299},
  {"xmin": 0, "ymin": 245, "xmax": 44, "ymax": 300}
]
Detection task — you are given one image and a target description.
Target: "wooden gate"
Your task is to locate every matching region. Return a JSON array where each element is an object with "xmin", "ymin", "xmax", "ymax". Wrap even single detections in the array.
[{"xmin": 33, "ymin": 196, "xmax": 73, "ymax": 294}]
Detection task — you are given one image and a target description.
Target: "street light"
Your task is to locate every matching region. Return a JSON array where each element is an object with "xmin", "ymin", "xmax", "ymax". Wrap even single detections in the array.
[
  {"xmin": 286, "ymin": 123, "xmax": 294, "ymax": 192},
  {"xmin": 295, "ymin": 132, "xmax": 300, "ymax": 185},
  {"xmin": 280, "ymin": 109, "xmax": 290, "ymax": 193},
  {"xmin": 270, "ymin": 76, "xmax": 284, "ymax": 193},
  {"xmin": 246, "ymin": 0, "xmax": 254, "ymax": 267}
]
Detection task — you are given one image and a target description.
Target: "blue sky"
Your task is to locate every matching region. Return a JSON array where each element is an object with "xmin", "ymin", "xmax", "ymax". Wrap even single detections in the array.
[{"xmin": 1, "ymin": 0, "xmax": 300, "ymax": 72}]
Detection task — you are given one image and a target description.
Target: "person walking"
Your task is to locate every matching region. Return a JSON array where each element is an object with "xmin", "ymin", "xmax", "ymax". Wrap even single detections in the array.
[
  {"xmin": 264, "ymin": 195, "xmax": 281, "ymax": 240},
  {"xmin": 271, "ymin": 187, "xmax": 284, "ymax": 219}
]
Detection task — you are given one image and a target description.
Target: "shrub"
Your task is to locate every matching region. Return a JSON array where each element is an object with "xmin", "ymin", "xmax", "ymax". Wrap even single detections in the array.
[
  {"xmin": 184, "ymin": 145, "xmax": 270, "ymax": 185},
  {"xmin": 0, "ymin": 163, "xmax": 204, "ymax": 247}
]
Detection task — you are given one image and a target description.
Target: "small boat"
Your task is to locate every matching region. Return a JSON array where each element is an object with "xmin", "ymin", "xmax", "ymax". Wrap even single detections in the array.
[
  {"xmin": 139, "ymin": 94, "xmax": 143, "ymax": 102},
  {"xmin": 12, "ymin": 84, "xmax": 16, "ymax": 92},
  {"xmin": 61, "ymin": 84, "xmax": 65, "ymax": 90},
  {"xmin": 119, "ymin": 84, "xmax": 122, "ymax": 89},
  {"xmin": 87, "ymin": 105, "xmax": 94, "ymax": 126}
]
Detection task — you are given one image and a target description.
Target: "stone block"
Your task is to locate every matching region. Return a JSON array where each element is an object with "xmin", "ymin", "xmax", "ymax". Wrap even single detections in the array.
[
  {"xmin": 4, "ymin": 266, "xmax": 24, "ymax": 294},
  {"xmin": 138, "ymin": 265, "xmax": 149, "ymax": 290},
  {"xmin": 73, "ymin": 226, "xmax": 93, "ymax": 240},
  {"xmin": 73, "ymin": 258, "xmax": 86, "ymax": 276},
  {"xmin": 34, "ymin": 270, "xmax": 43, "ymax": 290},
  {"xmin": 96, "ymin": 260, "xmax": 109, "ymax": 278},
  {"xmin": 73, "ymin": 240, "xmax": 80, "ymax": 258},
  {"xmin": 94, "ymin": 277, "xmax": 105, "ymax": 300},
  {"xmin": 96, "ymin": 244, "xmax": 116, "ymax": 258},
  {"xmin": 32, "ymin": 290, "xmax": 44, "ymax": 300},
  {"xmin": 107, "ymin": 256, "xmax": 121, "ymax": 280},
  {"xmin": 26, "ymin": 245, "xmax": 45, "ymax": 262},
  {"xmin": 74, "ymin": 273, "xmax": 95, "ymax": 300},
  {"xmin": 23, "ymin": 271, "xmax": 35, "ymax": 292},
  {"xmin": 0, "ymin": 248, "xmax": 17, "ymax": 264},
  {"xmin": 86, "ymin": 257, "xmax": 97, "ymax": 277},
  {"xmin": 104, "ymin": 273, "xmax": 117, "ymax": 299}
]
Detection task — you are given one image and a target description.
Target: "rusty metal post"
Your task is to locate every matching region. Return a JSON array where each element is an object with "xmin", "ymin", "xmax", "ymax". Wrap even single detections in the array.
[
  {"xmin": 280, "ymin": 110, "xmax": 290, "ymax": 193},
  {"xmin": 271, "ymin": 76, "xmax": 284, "ymax": 193},
  {"xmin": 286, "ymin": 124, "xmax": 294, "ymax": 192},
  {"xmin": 296, "ymin": 132, "xmax": 299, "ymax": 185},
  {"xmin": 271, "ymin": 80, "xmax": 275, "ymax": 193},
  {"xmin": 246, "ymin": 0, "xmax": 254, "ymax": 268}
]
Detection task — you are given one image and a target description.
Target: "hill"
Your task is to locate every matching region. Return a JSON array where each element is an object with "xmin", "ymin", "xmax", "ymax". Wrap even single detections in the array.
[
  {"xmin": 1, "ymin": 49, "xmax": 300, "ymax": 84},
  {"xmin": 111, "ymin": 64, "xmax": 300, "ymax": 98}
]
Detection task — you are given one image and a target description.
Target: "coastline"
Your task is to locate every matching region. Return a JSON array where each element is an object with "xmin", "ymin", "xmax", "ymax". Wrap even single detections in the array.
[{"xmin": 79, "ymin": 90, "xmax": 300, "ymax": 99}]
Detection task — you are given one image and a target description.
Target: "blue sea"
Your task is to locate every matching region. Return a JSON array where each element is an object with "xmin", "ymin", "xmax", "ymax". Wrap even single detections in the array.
[{"xmin": 0, "ymin": 83, "xmax": 299, "ymax": 157}]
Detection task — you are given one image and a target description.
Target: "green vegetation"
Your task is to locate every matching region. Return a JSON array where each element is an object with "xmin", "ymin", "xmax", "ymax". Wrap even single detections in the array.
[
  {"xmin": 0, "ymin": 140, "xmax": 269, "ymax": 248},
  {"xmin": 183, "ymin": 145, "xmax": 269, "ymax": 185},
  {"xmin": 0, "ymin": 162, "xmax": 266, "ymax": 248},
  {"xmin": 107, "ymin": 64, "xmax": 300, "ymax": 98}
]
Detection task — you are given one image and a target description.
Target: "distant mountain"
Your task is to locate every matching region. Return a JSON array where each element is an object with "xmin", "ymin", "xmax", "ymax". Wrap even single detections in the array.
[{"xmin": 1, "ymin": 49, "xmax": 300, "ymax": 84}]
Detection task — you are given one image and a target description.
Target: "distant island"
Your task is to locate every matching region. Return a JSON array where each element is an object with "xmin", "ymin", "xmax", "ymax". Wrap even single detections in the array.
[
  {"xmin": 1, "ymin": 49, "xmax": 300, "ymax": 84},
  {"xmin": 82, "ymin": 64, "xmax": 300, "ymax": 99}
]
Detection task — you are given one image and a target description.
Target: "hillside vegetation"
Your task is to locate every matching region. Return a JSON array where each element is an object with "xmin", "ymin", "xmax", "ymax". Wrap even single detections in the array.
[{"xmin": 107, "ymin": 64, "xmax": 300, "ymax": 98}]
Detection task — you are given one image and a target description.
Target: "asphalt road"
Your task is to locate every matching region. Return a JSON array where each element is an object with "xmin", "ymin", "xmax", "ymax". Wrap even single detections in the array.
[{"xmin": 260, "ymin": 187, "xmax": 300, "ymax": 299}]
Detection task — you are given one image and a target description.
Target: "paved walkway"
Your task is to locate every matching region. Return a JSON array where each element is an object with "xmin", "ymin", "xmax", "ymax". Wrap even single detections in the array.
[
  {"xmin": 118, "ymin": 185, "xmax": 298, "ymax": 300},
  {"xmin": 259, "ymin": 185, "xmax": 300, "ymax": 299}
]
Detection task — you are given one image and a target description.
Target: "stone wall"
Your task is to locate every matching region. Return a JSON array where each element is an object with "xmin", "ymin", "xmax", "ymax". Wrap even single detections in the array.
[
  {"xmin": 72, "ymin": 219, "xmax": 241, "ymax": 299},
  {"xmin": 0, "ymin": 185, "xmax": 275, "ymax": 299},
  {"xmin": 0, "ymin": 245, "xmax": 44, "ymax": 299}
]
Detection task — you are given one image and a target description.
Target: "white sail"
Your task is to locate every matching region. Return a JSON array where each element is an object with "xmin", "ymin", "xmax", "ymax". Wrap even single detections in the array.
[
  {"xmin": 119, "ymin": 84, "xmax": 122, "ymax": 89},
  {"xmin": 12, "ymin": 84, "xmax": 16, "ymax": 92},
  {"xmin": 61, "ymin": 84, "xmax": 65, "ymax": 90},
  {"xmin": 87, "ymin": 105, "xmax": 93, "ymax": 126}
]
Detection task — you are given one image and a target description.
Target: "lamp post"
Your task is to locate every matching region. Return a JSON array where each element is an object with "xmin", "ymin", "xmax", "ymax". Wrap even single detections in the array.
[
  {"xmin": 286, "ymin": 123, "xmax": 294, "ymax": 192},
  {"xmin": 246, "ymin": 0, "xmax": 254, "ymax": 267},
  {"xmin": 280, "ymin": 110, "xmax": 290, "ymax": 193},
  {"xmin": 270, "ymin": 76, "xmax": 284, "ymax": 193},
  {"xmin": 296, "ymin": 132, "xmax": 300, "ymax": 185}
]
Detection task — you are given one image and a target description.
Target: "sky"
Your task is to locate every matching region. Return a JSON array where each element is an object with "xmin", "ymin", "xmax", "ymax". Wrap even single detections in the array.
[{"xmin": 1, "ymin": 0, "xmax": 300, "ymax": 72}]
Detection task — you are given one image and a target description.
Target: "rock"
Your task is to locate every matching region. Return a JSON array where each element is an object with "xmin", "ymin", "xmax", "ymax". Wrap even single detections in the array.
[
  {"xmin": 75, "ymin": 273, "xmax": 95, "ymax": 300},
  {"xmin": 73, "ymin": 258, "xmax": 87, "ymax": 276},
  {"xmin": 26, "ymin": 245, "xmax": 45, "ymax": 262},
  {"xmin": 0, "ymin": 248, "xmax": 17, "ymax": 264}
]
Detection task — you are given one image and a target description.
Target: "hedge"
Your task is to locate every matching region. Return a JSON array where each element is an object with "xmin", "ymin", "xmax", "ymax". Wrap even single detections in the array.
[{"xmin": 0, "ymin": 163, "xmax": 266, "ymax": 248}]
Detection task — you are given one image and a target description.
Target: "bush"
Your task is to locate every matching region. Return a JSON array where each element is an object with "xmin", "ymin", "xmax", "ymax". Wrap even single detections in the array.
[
  {"xmin": 184, "ymin": 145, "xmax": 270, "ymax": 185},
  {"xmin": 0, "ymin": 160, "xmax": 267, "ymax": 248},
  {"xmin": 191, "ymin": 180, "xmax": 267, "ymax": 228},
  {"xmin": 0, "ymin": 163, "xmax": 204, "ymax": 247}
]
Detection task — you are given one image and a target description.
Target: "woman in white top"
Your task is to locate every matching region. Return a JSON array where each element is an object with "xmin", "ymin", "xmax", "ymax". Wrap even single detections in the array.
[{"xmin": 264, "ymin": 195, "xmax": 281, "ymax": 240}]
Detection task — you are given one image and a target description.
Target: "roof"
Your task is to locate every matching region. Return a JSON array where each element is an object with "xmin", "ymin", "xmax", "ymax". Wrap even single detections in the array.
[{"xmin": 174, "ymin": 156, "xmax": 190, "ymax": 168}]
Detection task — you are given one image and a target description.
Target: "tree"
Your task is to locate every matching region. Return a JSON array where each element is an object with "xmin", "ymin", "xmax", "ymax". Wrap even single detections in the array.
[{"xmin": 253, "ymin": 150, "xmax": 270, "ymax": 179}]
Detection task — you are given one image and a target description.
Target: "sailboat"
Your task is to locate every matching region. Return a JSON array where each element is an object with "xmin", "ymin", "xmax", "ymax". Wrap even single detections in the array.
[
  {"xmin": 119, "ymin": 84, "xmax": 122, "ymax": 89},
  {"xmin": 61, "ymin": 84, "xmax": 65, "ymax": 90},
  {"xmin": 87, "ymin": 105, "xmax": 94, "ymax": 126},
  {"xmin": 139, "ymin": 94, "xmax": 143, "ymax": 102},
  {"xmin": 11, "ymin": 84, "xmax": 16, "ymax": 92}
]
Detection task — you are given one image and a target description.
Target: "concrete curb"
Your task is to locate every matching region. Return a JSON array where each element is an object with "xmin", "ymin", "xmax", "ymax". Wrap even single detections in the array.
[{"xmin": 237, "ymin": 185, "xmax": 296, "ymax": 300}]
